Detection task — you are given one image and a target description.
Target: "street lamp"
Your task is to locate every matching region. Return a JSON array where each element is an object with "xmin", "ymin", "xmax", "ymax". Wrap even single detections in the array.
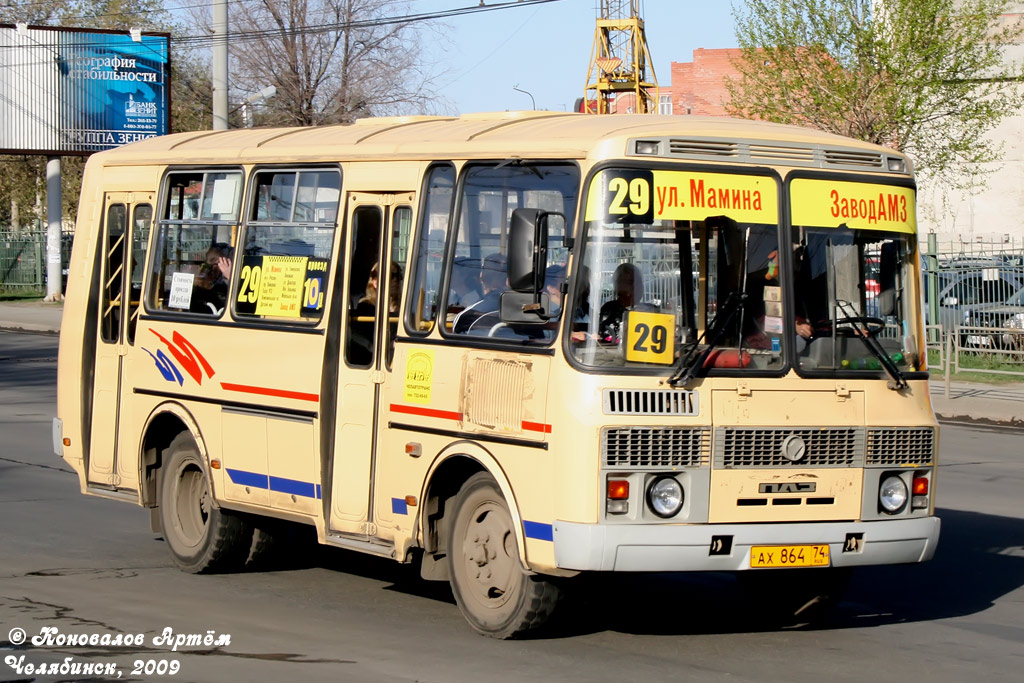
[
  {"xmin": 239, "ymin": 85, "xmax": 277, "ymax": 128},
  {"xmin": 512, "ymin": 83, "xmax": 536, "ymax": 110}
]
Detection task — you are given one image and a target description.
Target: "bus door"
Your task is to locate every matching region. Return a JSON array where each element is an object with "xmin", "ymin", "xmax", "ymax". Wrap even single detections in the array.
[
  {"xmin": 327, "ymin": 192, "xmax": 412, "ymax": 536},
  {"xmin": 87, "ymin": 192, "xmax": 153, "ymax": 493}
]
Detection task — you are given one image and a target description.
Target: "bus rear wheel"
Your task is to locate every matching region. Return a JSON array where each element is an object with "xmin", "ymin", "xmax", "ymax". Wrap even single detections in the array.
[
  {"xmin": 159, "ymin": 433, "xmax": 253, "ymax": 574},
  {"xmin": 447, "ymin": 473, "xmax": 560, "ymax": 639}
]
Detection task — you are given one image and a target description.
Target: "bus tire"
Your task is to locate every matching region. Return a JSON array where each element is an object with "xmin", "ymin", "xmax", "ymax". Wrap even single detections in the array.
[
  {"xmin": 447, "ymin": 472, "xmax": 560, "ymax": 639},
  {"xmin": 159, "ymin": 433, "xmax": 253, "ymax": 574}
]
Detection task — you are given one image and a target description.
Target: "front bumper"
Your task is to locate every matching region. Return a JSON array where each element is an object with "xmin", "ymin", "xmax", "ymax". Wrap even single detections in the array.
[{"xmin": 552, "ymin": 516, "xmax": 940, "ymax": 571}]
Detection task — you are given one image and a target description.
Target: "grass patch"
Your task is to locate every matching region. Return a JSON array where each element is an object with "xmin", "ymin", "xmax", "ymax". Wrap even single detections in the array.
[
  {"xmin": 0, "ymin": 290, "xmax": 44, "ymax": 302},
  {"xmin": 927, "ymin": 348, "xmax": 1024, "ymax": 383}
]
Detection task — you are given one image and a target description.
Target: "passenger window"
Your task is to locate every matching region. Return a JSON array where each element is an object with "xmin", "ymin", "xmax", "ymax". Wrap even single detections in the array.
[
  {"xmin": 234, "ymin": 168, "xmax": 340, "ymax": 323},
  {"xmin": 405, "ymin": 164, "xmax": 455, "ymax": 335},
  {"xmin": 446, "ymin": 162, "xmax": 579, "ymax": 342},
  {"xmin": 148, "ymin": 170, "xmax": 242, "ymax": 316}
]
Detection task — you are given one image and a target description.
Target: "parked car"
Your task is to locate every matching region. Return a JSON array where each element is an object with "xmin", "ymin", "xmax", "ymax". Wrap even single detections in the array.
[
  {"xmin": 927, "ymin": 267, "xmax": 1024, "ymax": 333},
  {"xmin": 960, "ymin": 285, "xmax": 1024, "ymax": 350}
]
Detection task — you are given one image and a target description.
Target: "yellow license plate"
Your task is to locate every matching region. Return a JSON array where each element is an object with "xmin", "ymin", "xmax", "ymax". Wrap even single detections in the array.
[{"xmin": 750, "ymin": 544, "xmax": 831, "ymax": 568}]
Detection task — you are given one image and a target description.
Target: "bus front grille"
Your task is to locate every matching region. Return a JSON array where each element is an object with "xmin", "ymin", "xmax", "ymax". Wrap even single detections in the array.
[
  {"xmin": 715, "ymin": 427, "xmax": 863, "ymax": 468},
  {"xmin": 866, "ymin": 427, "xmax": 935, "ymax": 465},
  {"xmin": 602, "ymin": 427, "xmax": 711, "ymax": 469}
]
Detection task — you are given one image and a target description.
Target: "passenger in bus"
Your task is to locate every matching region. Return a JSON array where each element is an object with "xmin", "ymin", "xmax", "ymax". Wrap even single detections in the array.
[
  {"xmin": 349, "ymin": 261, "xmax": 403, "ymax": 365},
  {"xmin": 190, "ymin": 243, "xmax": 232, "ymax": 315},
  {"xmin": 598, "ymin": 263, "xmax": 643, "ymax": 343},
  {"xmin": 453, "ymin": 253, "xmax": 506, "ymax": 334},
  {"xmin": 449, "ymin": 257, "xmax": 483, "ymax": 309}
]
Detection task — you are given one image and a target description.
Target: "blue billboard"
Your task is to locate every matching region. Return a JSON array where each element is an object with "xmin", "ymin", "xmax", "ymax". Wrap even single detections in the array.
[{"xmin": 0, "ymin": 26, "xmax": 170, "ymax": 155}]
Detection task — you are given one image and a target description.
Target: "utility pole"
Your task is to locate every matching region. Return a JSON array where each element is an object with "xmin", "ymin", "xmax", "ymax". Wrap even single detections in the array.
[
  {"xmin": 212, "ymin": 0, "xmax": 229, "ymax": 130},
  {"xmin": 583, "ymin": 0, "xmax": 658, "ymax": 114}
]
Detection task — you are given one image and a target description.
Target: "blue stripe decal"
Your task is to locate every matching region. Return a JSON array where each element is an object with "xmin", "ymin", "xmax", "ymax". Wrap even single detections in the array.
[
  {"xmin": 226, "ymin": 468, "xmax": 269, "ymax": 489},
  {"xmin": 391, "ymin": 498, "xmax": 409, "ymax": 515},
  {"xmin": 523, "ymin": 521, "xmax": 553, "ymax": 542},
  {"xmin": 269, "ymin": 476, "xmax": 317, "ymax": 498},
  {"xmin": 316, "ymin": 484, "xmax": 322, "ymax": 500}
]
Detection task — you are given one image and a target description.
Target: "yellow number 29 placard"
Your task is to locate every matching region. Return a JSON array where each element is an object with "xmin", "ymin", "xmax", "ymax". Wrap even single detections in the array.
[{"xmin": 623, "ymin": 310, "xmax": 675, "ymax": 365}]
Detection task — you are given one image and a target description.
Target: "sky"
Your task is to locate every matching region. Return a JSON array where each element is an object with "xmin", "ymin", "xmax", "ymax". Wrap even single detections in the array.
[{"xmin": 412, "ymin": 0, "xmax": 740, "ymax": 115}]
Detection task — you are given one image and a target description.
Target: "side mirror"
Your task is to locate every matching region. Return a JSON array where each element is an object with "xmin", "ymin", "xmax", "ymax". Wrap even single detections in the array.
[{"xmin": 508, "ymin": 208, "xmax": 562, "ymax": 292}]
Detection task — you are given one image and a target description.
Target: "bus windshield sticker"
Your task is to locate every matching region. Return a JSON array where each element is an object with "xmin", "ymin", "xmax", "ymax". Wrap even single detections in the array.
[
  {"xmin": 623, "ymin": 310, "xmax": 675, "ymax": 365},
  {"xmin": 789, "ymin": 178, "xmax": 915, "ymax": 233},
  {"xmin": 403, "ymin": 350, "xmax": 434, "ymax": 404},
  {"xmin": 585, "ymin": 169, "xmax": 779, "ymax": 224},
  {"xmin": 168, "ymin": 272, "xmax": 194, "ymax": 309}
]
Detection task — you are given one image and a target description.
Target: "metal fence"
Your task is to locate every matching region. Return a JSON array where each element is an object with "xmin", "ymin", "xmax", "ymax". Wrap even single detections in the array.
[
  {"xmin": 0, "ymin": 228, "xmax": 74, "ymax": 295},
  {"xmin": 923, "ymin": 235, "xmax": 1024, "ymax": 373}
]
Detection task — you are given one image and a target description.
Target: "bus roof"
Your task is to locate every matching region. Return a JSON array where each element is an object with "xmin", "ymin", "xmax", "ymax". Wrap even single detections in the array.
[{"xmin": 93, "ymin": 111, "xmax": 905, "ymax": 169}]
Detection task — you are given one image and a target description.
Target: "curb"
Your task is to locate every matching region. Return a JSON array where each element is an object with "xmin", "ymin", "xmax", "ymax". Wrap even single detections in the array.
[
  {"xmin": 934, "ymin": 413, "xmax": 1024, "ymax": 429},
  {"xmin": 0, "ymin": 322, "xmax": 60, "ymax": 335}
]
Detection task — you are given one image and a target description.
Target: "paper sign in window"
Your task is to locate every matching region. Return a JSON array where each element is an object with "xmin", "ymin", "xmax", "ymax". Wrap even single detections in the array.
[
  {"xmin": 169, "ymin": 272, "xmax": 194, "ymax": 309},
  {"xmin": 255, "ymin": 256, "xmax": 308, "ymax": 318}
]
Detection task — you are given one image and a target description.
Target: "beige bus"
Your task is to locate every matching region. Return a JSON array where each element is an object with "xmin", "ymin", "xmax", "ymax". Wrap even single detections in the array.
[{"xmin": 54, "ymin": 111, "xmax": 939, "ymax": 638}]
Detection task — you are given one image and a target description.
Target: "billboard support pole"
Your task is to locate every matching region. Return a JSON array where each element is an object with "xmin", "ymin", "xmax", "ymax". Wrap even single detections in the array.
[
  {"xmin": 44, "ymin": 156, "xmax": 63, "ymax": 301},
  {"xmin": 213, "ymin": 0, "xmax": 229, "ymax": 130}
]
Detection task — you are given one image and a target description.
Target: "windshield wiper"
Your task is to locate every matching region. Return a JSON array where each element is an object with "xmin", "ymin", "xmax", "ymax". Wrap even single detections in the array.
[
  {"xmin": 668, "ymin": 292, "xmax": 746, "ymax": 387},
  {"xmin": 834, "ymin": 300, "xmax": 908, "ymax": 391}
]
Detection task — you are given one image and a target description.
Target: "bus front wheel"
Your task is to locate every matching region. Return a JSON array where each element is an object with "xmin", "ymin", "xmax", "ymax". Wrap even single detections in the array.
[
  {"xmin": 159, "ymin": 433, "xmax": 253, "ymax": 574},
  {"xmin": 448, "ymin": 473, "xmax": 560, "ymax": 638}
]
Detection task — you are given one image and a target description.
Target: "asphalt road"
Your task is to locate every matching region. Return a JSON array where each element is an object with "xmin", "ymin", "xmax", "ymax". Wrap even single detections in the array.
[{"xmin": 1, "ymin": 329, "xmax": 1022, "ymax": 683}]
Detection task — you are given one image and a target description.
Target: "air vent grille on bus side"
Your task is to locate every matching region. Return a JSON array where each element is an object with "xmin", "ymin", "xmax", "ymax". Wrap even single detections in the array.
[
  {"xmin": 668, "ymin": 139, "xmax": 738, "ymax": 157},
  {"xmin": 823, "ymin": 149, "xmax": 884, "ymax": 168},
  {"xmin": 603, "ymin": 389, "xmax": 698, "ymax": 416},
  {"xmin": 638, "ymin": 137, "xmax": 899, "ymax": 173},
  {"xmin": 602, "ymin": 427, "xmax": 711, "ymax": 469},
  {"xmin": 866, "ymin": 427, "xmax": 935, "ymax": 466},
  {"xmin": 715, "ymin": 427, "xmax": 864, "ymax": 468}
]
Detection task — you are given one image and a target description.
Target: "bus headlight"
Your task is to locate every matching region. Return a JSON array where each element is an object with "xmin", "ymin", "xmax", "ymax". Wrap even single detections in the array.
[
  {"xmin": 879, "ymin": 475, "xmax": 908, "ymax": 514},
  {"xmin": 646, "ymin": 476, "xmax": 684, "ymax": 518}
]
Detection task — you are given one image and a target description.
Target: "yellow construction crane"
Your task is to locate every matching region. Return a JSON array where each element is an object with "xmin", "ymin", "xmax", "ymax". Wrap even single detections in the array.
[{"xmin": 583, "ymin": 0, "xmax": 658, "ymax": 114}]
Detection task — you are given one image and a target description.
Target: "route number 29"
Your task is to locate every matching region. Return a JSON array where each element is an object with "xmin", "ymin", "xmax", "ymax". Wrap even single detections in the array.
[
  {"xmin": 602, "ymin": 170, "xmax": 654, "ymax": 223},
  {"xmin": 624, "ymin": 310, "xmax": 675, "ymax": 365},
  {"xmin": 608, "ymin": 177, "xmax": 650, "ymax": 217}
]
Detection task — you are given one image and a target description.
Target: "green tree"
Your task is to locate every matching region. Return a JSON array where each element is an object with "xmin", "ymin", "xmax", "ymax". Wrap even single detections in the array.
[{"xmin": 728, "ymin": 0, "xmax": 1024, "ymax": 190}]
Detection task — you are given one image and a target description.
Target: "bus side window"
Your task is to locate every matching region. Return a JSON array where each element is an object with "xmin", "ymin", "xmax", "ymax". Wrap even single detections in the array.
[
  {"xmin": 405, "ymin": 164, "xmax": 455, "ymax": 335},
  {"xmin": 148, "ymin": 170, "xmax": 242, "ymax": 317}
]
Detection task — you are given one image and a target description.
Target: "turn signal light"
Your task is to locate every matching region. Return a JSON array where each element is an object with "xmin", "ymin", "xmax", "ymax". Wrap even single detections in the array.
[
  {"xmin": 62, "ymin": 437, "xmax": 71, "ymax": 447},
  {"xmin": 607, "ymin": 480, "xmax": 630, "ymax": 500},
  {"xmin": 912, "ymin": 476, "xmax": 929, "ymax": 495}
]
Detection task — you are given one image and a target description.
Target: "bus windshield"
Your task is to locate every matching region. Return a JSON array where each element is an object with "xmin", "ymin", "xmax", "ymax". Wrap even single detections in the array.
[
  {"xmin": 788, "ymin": 177, "xmax": 920, "ymax": 377},
  {"xmin": 570, "ymin": 166, "xmax": 786, "ymax": 373},
  {"xmin": 568, "ymin": 168, "xmax": 923, "ymax": 379}
]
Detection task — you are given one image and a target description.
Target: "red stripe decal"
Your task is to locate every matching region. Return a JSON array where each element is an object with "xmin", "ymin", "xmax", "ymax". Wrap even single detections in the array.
[
  {"xmin": 390, "ymin": 404, "xmax": 463, "ymax": 422},
  {"xmin": 521, "ymin": 420, "xmax": 553, "ymax": 434},
  {"xmin": 221, "ymin": 382, "xmax": 320, "ymax": 403}
]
